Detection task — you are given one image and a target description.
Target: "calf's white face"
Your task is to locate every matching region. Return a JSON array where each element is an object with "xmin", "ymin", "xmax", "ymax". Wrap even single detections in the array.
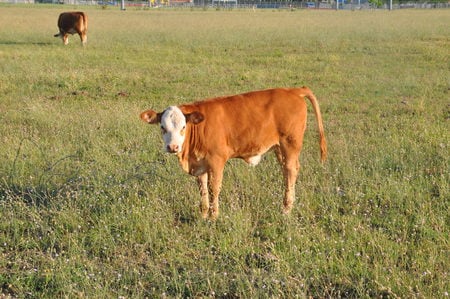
[{"xmin": 160, "ymin": 106, "xmax": 186, "ymax": 153}]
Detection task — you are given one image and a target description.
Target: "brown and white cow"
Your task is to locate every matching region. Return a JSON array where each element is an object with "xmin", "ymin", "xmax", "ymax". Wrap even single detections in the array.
[
  {"xmin": 54, "ymin": 12, "xmax": 88, "ymax": 45},
  {"xmin": 140, "ymin": 87, "xmax": 327, "ymax": 220}
]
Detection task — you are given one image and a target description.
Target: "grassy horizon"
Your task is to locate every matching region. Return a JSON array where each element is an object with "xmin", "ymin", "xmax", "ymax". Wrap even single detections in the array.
[{"xmin": 1, "ymin": 5, "xmax": 449, "ymax": 298}]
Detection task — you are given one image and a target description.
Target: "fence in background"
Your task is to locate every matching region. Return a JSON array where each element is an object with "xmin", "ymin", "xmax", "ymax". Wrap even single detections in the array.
[{"xmin": 1, "ymin": 0, "xmax": 449, "ymax": 9}]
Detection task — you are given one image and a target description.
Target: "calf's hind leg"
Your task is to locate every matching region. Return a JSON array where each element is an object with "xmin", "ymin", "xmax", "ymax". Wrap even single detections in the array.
[
  {"xmin": 76, "ymin": 30, "xmax": 87, "ymax": 45},
  {"xmin": 274, "ymin": 145, "xmax": 301, "ymax": 214},
  {"xmin": 80, "ymin": 32, "xmax": 87, "ymax": 45}
]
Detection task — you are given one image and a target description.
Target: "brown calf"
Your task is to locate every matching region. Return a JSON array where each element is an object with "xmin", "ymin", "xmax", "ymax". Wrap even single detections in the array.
[
  {"xmin": 140, "ymin": 87, "xmax": 327, "ymax": 220},
  {"xmin": 54, "ymin": 12, "xmax": 88, "ymax": 45}
]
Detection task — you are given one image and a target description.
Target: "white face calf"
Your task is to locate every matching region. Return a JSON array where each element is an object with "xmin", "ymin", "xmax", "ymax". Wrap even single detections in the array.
[{"xmin": 160, "ymin": 106, "xmax": 187, "ymax": 153}]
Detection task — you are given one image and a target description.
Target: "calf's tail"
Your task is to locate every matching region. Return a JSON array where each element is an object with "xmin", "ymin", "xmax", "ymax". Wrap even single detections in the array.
[{"xmin": 298, "ymin": 86, "xmax": 327, "ymax": 163}]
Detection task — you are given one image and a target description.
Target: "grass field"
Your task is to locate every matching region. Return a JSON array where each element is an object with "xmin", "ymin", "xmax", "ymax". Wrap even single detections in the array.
[{"xmin": 0, "ymin": 4, "xmax": 449, "ymax": 298}]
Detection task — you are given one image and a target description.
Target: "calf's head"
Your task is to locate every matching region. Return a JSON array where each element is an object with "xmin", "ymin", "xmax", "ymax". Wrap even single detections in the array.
[{"xmin": 140, "ymin": 106, "xmax": 204, "ymax": 154}]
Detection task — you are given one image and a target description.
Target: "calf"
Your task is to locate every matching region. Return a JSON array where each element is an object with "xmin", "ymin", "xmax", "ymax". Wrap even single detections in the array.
[
  {"xmin": 54, "ymin": 12, "xmax": 88, "ymax": 45},
  {"xmin": 140, "ymin": 87, "xmax": 327, "ymax": 220}
]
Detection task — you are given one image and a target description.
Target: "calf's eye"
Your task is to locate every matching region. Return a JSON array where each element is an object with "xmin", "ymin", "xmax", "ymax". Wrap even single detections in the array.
[{"xmin": 180, "ymin": 126, "xmax": 186, "ymax": 136}]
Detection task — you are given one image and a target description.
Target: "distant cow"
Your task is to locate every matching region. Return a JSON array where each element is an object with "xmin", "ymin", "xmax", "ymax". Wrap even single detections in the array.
[
  {"xmin": 54, "ymin": 12, "xmax": 88, "ymax": 45},
  {"xmin": 140, "ymin": 87, "xmax": 327, "ymax": 220}
]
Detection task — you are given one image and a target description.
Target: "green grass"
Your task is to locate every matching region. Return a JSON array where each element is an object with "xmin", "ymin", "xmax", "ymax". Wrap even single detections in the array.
[{"xmin": 1, "ymin": 5, "xmax": 449, "ymax": 298}]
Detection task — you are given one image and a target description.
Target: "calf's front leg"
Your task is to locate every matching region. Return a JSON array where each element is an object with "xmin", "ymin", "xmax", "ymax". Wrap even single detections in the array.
[
  {"xmin": 197, "ymin": 173, "xmax": 209, "ymax": 219},
  {"xmin": 207, "ymin": 168, "xmax": 224, "ymax": 220},
  {"xmin": 196, "ymin": 158, "xmax": 225, "ymax": 220}
]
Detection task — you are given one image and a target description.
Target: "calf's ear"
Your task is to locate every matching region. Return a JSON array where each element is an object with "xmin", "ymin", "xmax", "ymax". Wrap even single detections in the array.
[
  {"xmin": 140, "ymin": 110, "xmax": 161, "ymax": 124},
  {"xmin": 185, "ymin": 111, "xmax": 204, "ymax": 125}
]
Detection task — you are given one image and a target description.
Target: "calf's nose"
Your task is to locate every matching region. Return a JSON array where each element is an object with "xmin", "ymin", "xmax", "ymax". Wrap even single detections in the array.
[{"xmin": 167, "ymin": 144, "xmax": 179, "ymax": 153}]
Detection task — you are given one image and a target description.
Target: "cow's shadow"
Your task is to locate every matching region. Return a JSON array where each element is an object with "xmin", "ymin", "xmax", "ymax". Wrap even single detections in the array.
[{"xmin": 0, "ymin": 40, "xmax": 54, "ymax": 46}]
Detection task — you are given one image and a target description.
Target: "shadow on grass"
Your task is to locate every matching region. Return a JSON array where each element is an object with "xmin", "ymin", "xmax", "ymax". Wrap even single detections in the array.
[
  {"xmin": 1, "ymin": 138, "xmax": 84, "ymax": 207},
  {"xmin": 0, "ymin": 184, "xmax": 56, "ymax": 207},
  {"xmin": 0, "ymin": 40, "xmax": 54, "ymax": 46},
  {"xmin": 306, "ymin": 278, "xmax": 394, "ymax": 298}
]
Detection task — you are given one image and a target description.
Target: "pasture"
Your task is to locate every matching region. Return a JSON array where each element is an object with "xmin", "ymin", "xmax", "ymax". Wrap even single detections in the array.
[{"xmin": 0, "ymin": 5, "xmax": 449, "ymax": 298}]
